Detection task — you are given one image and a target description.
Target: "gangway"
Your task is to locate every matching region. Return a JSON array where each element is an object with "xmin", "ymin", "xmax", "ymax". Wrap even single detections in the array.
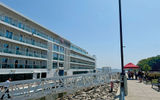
[{"xmin": 0, "ymin": 73, "xmax": 119, "ymax": 100}]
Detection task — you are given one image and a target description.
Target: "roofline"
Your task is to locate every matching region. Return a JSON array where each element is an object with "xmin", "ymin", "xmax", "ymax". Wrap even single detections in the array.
[
  {"xmin": 0, "ymin": 2, "xmax": 70, "ymax": 43},
  {"xmin": 0, "ymin": 2, "xmax": 95, "ymax": 56}
]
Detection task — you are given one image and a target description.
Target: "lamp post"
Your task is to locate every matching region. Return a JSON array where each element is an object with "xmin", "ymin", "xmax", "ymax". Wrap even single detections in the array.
[{"xmin": 118, "ymin": 0, "xmax": 126, "ymax": 99}]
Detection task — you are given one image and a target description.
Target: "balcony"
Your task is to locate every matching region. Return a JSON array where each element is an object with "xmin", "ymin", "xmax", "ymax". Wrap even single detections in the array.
[
  {"xmin": 0, "ymin": 48, "xmax": 47, "ymax": 59},
  {"xmin": 70, "ymin": 53, "xmax": 95, "ymax": 63},
  {"xmin": 0, "ymin": 63, "xmax": 47, "ymax": 69},
  {"xmin": 70, "ymin": 61, "xmax": 95, "ymax": 66},
  {"xmin": 0, "ymin": 31, "xmax": 48, "ymax": 49}
]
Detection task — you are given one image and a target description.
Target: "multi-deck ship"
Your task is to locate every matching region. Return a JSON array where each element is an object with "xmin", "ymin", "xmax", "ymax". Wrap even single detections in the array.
[{"xmin": 0, "ymin": 3, "xmax": 96, "ymax": 82}]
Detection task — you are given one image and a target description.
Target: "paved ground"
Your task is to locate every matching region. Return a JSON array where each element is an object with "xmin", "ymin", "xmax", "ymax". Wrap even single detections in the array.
[{"xmin": 125, "ymin": 80, "xmax": 160, "ymax": 100}]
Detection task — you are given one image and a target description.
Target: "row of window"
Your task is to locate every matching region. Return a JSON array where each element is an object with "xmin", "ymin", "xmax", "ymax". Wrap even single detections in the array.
[
  {"xmin": 53, "ymin": 53, "xmax": 64, "ymax": 61},
  {"xmin": 70, "ymin": 53, "xmax": 95, "ymax": 62},
  {"xmin": 70, "ymin": 45, "xmax": 87, "ymax": 55},
  {"xmin": 70, "ymin": 58, "xmax": 95, "ymax": 65},
  {"xmin": 0, "ymin": 42, "xmax": 47, "ymax": 58},
  {"xmin": 70, "ymin": 65, "xmax": 94, "ymax": 69},
  {"xmin": 53, "ymin": 62, "xmax": 64, "ymax": 69},
  {"xmin": 53, "ymin": 44, "xmax": 64, "ymax": 53},
  {"xmin": 0, "ymin": 13, "xmax": 70, "ymax": 47},
  {"xmin": 0, "ymin": 28, "xmax": 66, "ymax": 54},
  {"xmin": 0, "ymin": 58, "xmax": 47, "ymax": 69},
  {"xmin": 0, "ymin": 28, "xmax": 47, "ymax": 49}
]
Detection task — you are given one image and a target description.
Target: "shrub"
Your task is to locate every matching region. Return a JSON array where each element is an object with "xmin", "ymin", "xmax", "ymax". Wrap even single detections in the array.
[{"xmin": 148, "ymin": 72, "xmax": 160, "ymax": 79}]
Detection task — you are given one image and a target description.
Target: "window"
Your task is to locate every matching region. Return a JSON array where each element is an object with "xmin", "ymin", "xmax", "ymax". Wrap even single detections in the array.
[
  {"xmin": 8, "ymin": 17, "xmax": 12, "ymax": 24},
  {"xmin": 25, "ymin": 25, "xmax": 31, "ymax": 32},
  {"xmin": 34, "ymin": 51, "xmax": 37, "ymax": 57},
  {"xmin": 13, "ymin": 20, "xmax": 18, "ymax": 26},
  {"xmin": 31, "ymin": 39, "xmax": 35, "ymax": 45},
  {"xmin": 33, "ymin": 61, "xmax": 37, "ymax": 68},
  {"xmin": 53, "ymin": 44, "xmax": 59, "ymax": 52},
  {"xmin": 18, "ymin": 22, "xmax": 22, "ymax": 28},
  {"xmin": 59, "ymin": 62, "xmax": 64, "ymax": 67},
  {"xmin": 55, "ymin": 39, "xmax": 60, "ymax": 44},
  {"xmin": 26, "ymin": 48, "xmax": 29, "ymax": 56},
  {"xmin": 53, "ymin": 62, "xmax": 58, "ymax": 69},
  {"xmin": 18, "ymin": 22, "xmax": 25, "ymax": 29},
  {"xmin": 16, "ymin": 46, "xmax": 20, "ymax": 54},
  {"xmin": 41, "ymin": 61, "xmax": 47, "ymax": 68},
  {"xmin": 20, "ymin": 35, "xmax": 23, "ymax": 42},
  {"xmin": 41, "ymin": 73, "xmax": 46, "ymax": 78},
  {"xmin": 15, "ymin": 60, "xmax": 18, "ymax": 68},
  {"xmin": 60, "ymin": 46, "xmax": 64, "ymax": 53},
  {"xmin": 4, "ymin": 43, "xmax": 9, "ymax": 48},
  {"xmin": 4, "ymin": 16, "xmax": 9, "ymax": 23},
  {"xmin": 59, "ymin": 54, "xmax": 64, "ymax": 61},
  {"xmin": 5, "ymin": 30, "xmax": 12, "ymax": 39},
  {"xmin": 32, "ymin": 28, "xmax": 36, "ymax": 34},
  {"xmin": 25, "ymin": 60, "xmax": 29, "ymax": 68},
  {"xmin": 53, "ymin": 53, "xmax": 58, "ymax": 60},
  {"xmin": 3, "ymin": 43, "xmax": 9, "ymax": 53},
  {"xmin": 2, "ymin": 58, "xmax": 8, "ymax": 68}
]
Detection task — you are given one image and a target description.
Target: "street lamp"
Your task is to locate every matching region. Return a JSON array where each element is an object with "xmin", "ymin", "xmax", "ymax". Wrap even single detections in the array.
[{"xmin": 118, "ymin": 0, "xmax": 126, "ymax": 99}]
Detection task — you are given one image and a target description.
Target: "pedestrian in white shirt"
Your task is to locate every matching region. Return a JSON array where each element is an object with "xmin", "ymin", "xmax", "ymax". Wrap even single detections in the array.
[
  {"xmin": 1, "ymin": 78, "xmax": 11, "ymax": 100},
  {"xmin": 54, "ymin": 68, "xmax": 59, "ymax": 77}
]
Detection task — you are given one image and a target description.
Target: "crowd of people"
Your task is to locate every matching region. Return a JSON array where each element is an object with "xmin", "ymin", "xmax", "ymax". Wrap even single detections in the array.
[{"xmin": 127, "ymin": 71, "xmax": 144, "ymax": 82}]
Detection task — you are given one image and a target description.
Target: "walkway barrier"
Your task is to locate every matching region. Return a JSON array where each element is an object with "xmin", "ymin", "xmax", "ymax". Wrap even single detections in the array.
[{"xmin": 0, "ymin": 72, "xmax": 119, "ymax": 100}]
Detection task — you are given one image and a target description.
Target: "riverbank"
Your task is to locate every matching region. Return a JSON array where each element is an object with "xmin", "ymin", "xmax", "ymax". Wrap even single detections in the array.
[{"xmin": 57, "ymin": 82, "xmax": 119, "ymax": 100}]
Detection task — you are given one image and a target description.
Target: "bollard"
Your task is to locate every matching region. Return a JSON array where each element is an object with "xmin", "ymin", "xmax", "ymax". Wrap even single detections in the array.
[{"xmin": 124, "ymin": 75, "xmax": 128, "ymax": 96}]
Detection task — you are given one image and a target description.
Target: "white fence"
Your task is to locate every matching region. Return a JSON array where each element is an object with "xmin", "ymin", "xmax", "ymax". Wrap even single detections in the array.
[{"xmin": 0, "ymin": 73, "xmax": 119, "ymax": 100}]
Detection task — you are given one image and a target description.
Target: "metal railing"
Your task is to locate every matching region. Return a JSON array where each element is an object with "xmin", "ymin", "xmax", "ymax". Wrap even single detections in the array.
[
  {"xmin": 0, "ymin": 63, "xmax": 47, "ymax": 69},
  {"xmin": 0, "ymin": 73, "xmax": 119, "ymax": 100},
  {"xmin": 0, "ymin": 48, "xmax": 47, "ymax": 59},
  {"xmin": 0, "ymin": 31, "xmax": 48, "ymax": 49},
  {"xmin": 70, "ymin": 53, "xmax": 95, "ymax": 63}
]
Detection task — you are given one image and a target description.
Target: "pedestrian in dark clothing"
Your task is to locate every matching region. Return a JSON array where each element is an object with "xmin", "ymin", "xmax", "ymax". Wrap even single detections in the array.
[
  {"xmin": 131, "ymin": 72, "xmax": 134, "ymax": 79},
  {"xmin": 135, "ymin": 72, "xmax": 138, "ymax": 80},
  {"xmin": 138, "ymin": 71, "xmax": 143, "ymax": 83},
  {"xmin": 128, "ymin": 71, "xmax": 131, "ymax": 79}
]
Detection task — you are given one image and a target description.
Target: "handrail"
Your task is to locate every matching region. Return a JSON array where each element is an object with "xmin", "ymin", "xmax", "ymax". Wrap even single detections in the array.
[{"xmin": 0, "ymin": 72, "xmax": 119, "ymax": 100}]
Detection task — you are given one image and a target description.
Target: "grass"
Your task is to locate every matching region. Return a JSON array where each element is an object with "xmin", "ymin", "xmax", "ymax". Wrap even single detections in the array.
[{"xmin": 152, "ymin": 79, "xmax": 158, "ymax": 84}]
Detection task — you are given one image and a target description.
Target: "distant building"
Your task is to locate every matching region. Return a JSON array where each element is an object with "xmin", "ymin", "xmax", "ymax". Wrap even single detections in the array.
[
  {"xmin": 102, "ymin": 67, "xmax": 111, "ymax": 73},
  {"xmin": 0, "ymin": 3, "xmax": 96, "ymax": 82}
]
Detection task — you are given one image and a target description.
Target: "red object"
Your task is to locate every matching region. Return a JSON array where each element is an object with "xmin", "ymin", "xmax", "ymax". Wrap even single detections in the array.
[
  {"xmin": 111, "ymin": 82, "xmax": 114, "ymax": 88},
  {"xmin": 124, "ymin": 63, "xmax": 139, "ymax": 69}
]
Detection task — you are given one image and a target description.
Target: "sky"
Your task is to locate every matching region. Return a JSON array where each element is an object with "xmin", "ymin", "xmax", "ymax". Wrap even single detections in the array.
[{"xmin": 1, "ymin": 0, "xmax": 160, "ymax": 69}]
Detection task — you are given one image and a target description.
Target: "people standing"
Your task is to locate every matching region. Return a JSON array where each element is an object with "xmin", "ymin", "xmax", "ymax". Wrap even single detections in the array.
[
  {"xmin": 131, "ymin": 72, "xmax": 134, "ymax": 79},
  {"xmin": 54, "ymin": 68, "xmax": 59, "ymax": 77},
  {"xmin": 135, "ymin": 71, "xmax": 138, "ymax": 80},
  {"xmin": 138, "ymin": 71, "xmax": 143, "ymax": 83},
  {"xmin": 1, "ymin": 78, "xmax": 11, "ymax": 100},
  {"xmin": 128, "ymin": 71, "xmax": 131, "ymax": 79}
]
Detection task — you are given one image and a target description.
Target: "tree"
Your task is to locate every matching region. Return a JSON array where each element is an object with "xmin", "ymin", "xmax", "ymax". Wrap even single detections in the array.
[
  {"xmin": 137, "ymin": 55, "xmax": 160, "ymax": 71},
  {"xmin": 142, "ymin": 64, "xmax": 151, "ymax": 72}
]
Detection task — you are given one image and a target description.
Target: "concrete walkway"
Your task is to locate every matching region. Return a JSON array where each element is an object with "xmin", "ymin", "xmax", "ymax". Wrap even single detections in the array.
[{"xmin": 126, "ymin": 80, "xmax": 160, "ymax": 100}]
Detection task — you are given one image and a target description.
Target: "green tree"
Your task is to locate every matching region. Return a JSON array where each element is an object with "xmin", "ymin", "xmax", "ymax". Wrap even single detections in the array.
[
  {"xmin": 137, "ymin": 55, "xmax": 160, "ymax": 71},
  {"xmin": 142, "ymin": 64, "xmax": 151, "ymax": 72}
]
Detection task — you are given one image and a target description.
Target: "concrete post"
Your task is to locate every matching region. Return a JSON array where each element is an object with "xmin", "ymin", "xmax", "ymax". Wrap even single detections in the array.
[
  {"xmin": 124, "ymin": 75, "xmax": 128, "ymax": 96},
  {"xmin": 47, "ymin": 42, "xmax": 53, "ymax": 78},
  {"xmin": 33, "ymin": 73, "xmax": 37, "ymax": 79}
]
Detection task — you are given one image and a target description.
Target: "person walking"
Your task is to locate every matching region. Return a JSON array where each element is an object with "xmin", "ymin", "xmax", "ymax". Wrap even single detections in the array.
[{"xmin": 1, "ymin": 78, "xmax": 11, "ymax": 100}]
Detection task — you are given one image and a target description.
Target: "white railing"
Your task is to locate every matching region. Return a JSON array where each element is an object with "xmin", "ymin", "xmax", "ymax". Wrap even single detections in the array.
[{"xmin": 0, "ymin": 72, "xmax": 119, "ymax": 100}]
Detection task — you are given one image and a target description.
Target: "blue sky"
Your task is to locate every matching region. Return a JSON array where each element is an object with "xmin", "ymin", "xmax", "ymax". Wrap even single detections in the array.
[{"xmin": 1, "ymin": 0, "xmax": 160, "ymax": 69}]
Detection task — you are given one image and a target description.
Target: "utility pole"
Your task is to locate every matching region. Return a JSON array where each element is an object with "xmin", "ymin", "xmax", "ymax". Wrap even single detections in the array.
[{"xmin": 118, "ymin": 0, "xmax": 126, "ymax": 99}]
